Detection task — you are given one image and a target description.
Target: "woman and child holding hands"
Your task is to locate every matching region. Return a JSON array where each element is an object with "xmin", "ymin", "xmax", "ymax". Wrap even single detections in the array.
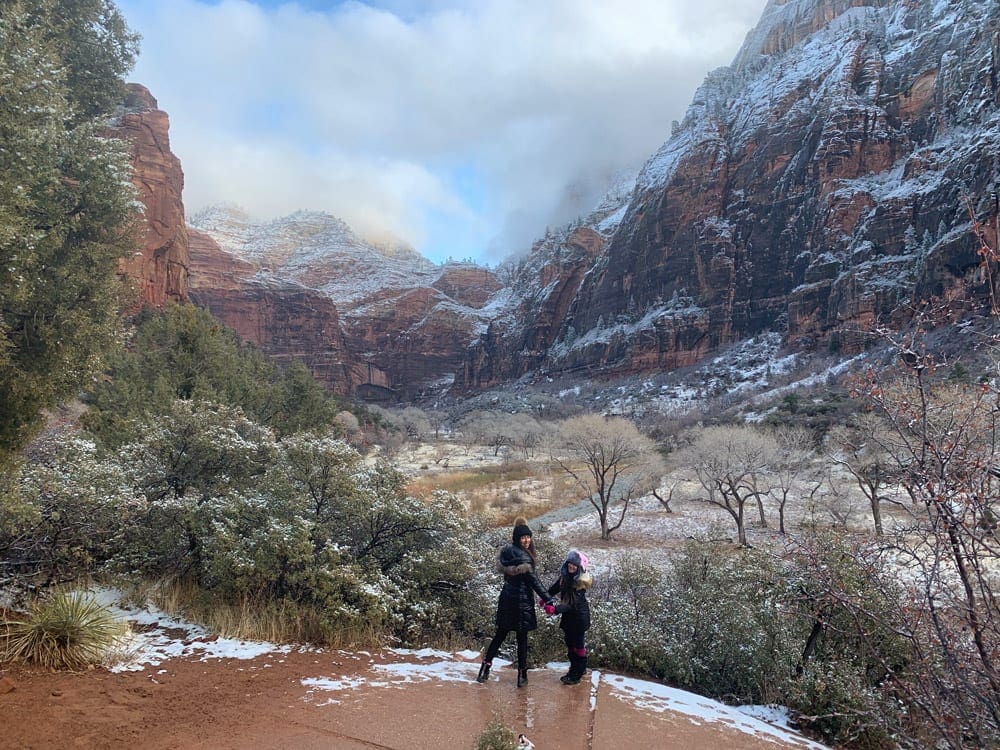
[{"xmin": 476, "ymin": 516, "xmax": 592, "ymax": 687}]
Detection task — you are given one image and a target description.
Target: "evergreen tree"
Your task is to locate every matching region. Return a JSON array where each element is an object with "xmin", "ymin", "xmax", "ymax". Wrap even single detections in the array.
[
  {"xmin": 0, "ymin": 1, "xmax": 141, "ymax": 462},
  {"xmin": 83, "ymin": 304, "xmax": 339, "ymax": 446}
]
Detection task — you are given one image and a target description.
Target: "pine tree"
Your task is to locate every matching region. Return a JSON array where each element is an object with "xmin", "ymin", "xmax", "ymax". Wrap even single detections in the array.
[{"xmin": 0, "ymin": 1, "xmax": 140, "ymax": 462}]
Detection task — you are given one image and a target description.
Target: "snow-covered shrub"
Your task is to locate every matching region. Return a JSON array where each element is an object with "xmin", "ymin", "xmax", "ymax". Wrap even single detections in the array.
[
  {"xmin": 4, "ymin": 403, "xmax": 490, "ymax": 646},
  {"xmin": 0, "ymin": 433, "xmax": 138, "ymax": 596},
  {"xmin": 109, "ymin": 400, "xmax": 277, "ymax": 582},
  {"xmin": 657, "ymin": 542, "xmax": 798, "ymax": 704},
  {"xmin": 783, "ymin": 533, "xmax": 912, "ymax": 747},
  {"xmin": 376, "ymin": 492, "xmax": 492, "ymax": 646},
  {"xmin": 472, "ymin": 715, "xmax": 518, "ymax": 750},
  {"xmin": 588, "ymin": 552, "xmax": 669, "ymax": 676}
]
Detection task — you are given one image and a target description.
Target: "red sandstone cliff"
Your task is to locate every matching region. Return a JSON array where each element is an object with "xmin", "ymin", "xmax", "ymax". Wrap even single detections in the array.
[
  {"xmin": 187, "ymin": 228, "xmax": 362, "ymax": 395},
  {"xmin": 115, "ymin": 84, "xmax": 188, "ymax": 307},
  {"xmin": 122, "ymin": 0, "xmax": 1000, "ymax": 398},
  {"xmin": 459, "ymin": 0, "xmax": 1000, "ymax": 388},
  {"xmin": 187, "ymin": 207, "xmax": 501, "ymax": 398}
]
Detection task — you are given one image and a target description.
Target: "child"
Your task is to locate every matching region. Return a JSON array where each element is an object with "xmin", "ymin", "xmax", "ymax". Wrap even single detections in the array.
[{"xmin": 544, "ymin": 549, "xmax": 592, "ymax": 685}]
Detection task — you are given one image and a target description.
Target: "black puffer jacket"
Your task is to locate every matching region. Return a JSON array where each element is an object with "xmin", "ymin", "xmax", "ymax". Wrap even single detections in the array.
[
  {"xmin": 547, "ymin": 563, "xmax": 592, "ymax": 633},
  {"xmin": 494, "ymin": 544, "xmax": 551, "ymax": 631}
]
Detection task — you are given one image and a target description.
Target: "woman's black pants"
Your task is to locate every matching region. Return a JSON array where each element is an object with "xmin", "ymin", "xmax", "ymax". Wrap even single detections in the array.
[{"xmin": 484, "ymin": 627, "xmax": 528, "ymax": 669}]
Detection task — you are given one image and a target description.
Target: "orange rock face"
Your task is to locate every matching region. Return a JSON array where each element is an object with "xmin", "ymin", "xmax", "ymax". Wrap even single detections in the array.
[
  {"xmin": 532, "ymin": 0, "xmax": 1000, "ymax": 378},
  {"xmin": 114, "ymin": 84, "xmax": 188, "ymax": 308}
]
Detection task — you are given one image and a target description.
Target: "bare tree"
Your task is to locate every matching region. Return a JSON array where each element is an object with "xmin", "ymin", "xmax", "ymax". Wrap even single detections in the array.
[
  {"xmin": 334, "ymin": 410, "xmax": 360, "ymax": 436},
  {"xmin": 398, "ymin": 407, "xmax": 433, "ymax": 440},
  {"xmin": 843, "ymin": 333, "xmax": 1000, "ymax": 747},
  {"xmin": 768, "ymin": 426, "xmax": 815, "ymax": 534},
  {"xmin": 803, "ymin": 465, "xmax": 860, "ymax": 529},
  {"xmin": 551, "ymin": 414, "xmax": 663, "ymax": 540},
  {"xmin": 676, "ymin": 425, "xmax": 778, "ymax": 546},
  {"xmin": 506, "ymin": 413, "xmax": 552, "ymax": 459},
  {"xmin": 458, "ymin": 410, "xmax": 511, "ymax": 456},
  {"xmin": 650, "ymin": 476, "xmax": 681, "ymax": 513},
  {"xmin": 827, "ymin": 413, "xmax": 903, "ymax": 536}
]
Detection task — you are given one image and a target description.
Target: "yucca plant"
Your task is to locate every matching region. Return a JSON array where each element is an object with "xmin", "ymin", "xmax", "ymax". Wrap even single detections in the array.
[{"xmin": 1, "ymin": 590, "xmax": 123, "ymax": 670}]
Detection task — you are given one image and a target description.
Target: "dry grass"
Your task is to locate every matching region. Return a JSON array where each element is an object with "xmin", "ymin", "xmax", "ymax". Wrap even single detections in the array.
[
  {"xmin": 407, "ymin": 457, "xmax": 583, "ymax": 525},
  {"xmin": 136, "ymin": 579, "xmax": 382, "ymax": 649},
  {"xmin": 407, "ymin": 461, "xmax": 536, "ymax": 496}
]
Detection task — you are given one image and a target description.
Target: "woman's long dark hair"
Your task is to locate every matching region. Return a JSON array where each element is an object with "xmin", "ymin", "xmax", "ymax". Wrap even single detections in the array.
[
  {"xmin": 513, "ymin": 516, "xmax": 536, "ymax": 564},
  {"xmin": 558, "ymin": 570, "xmax": 575, "ymax": 604}
]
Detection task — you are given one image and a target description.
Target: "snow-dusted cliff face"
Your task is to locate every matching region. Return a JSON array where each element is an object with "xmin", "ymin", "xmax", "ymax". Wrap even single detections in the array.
[
  {"xmin": 189, "ymin": 206, "xmax": 439, "ymax": 310},
  {"xmin": 458, "ymin": 172, "xmax": 635, "ymax": 389},
  {"xmin": 463, "ymin": 0, "xmax": 999, "ymax": 388},
  {"xmin": 187, "ymin": 205, "xmax": 501, "ymax": 398}
]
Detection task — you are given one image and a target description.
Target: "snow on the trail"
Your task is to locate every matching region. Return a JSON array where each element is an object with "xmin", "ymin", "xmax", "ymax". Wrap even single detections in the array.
[
  {"xmin": 603, "ymin": 674, "xmax": 827, "ymax": 749},
  {"xmin": 85, "ymin": 588, "xmax": 825, "ymax": 747},
  {"xmin": 90, "ymin": 588, "xmax": 294, "ymax": 672}
]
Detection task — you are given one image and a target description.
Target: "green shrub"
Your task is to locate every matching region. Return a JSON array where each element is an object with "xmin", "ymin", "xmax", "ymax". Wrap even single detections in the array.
[
  {"xmin": 784, "ymin": 661, "xmax": 897, "ymax": 749},
  {"xmin": 83, "ymin": 303, "xmax": 341, "ymax": 446},
  {"xmin": 657, "ymin": 542, "xmax": 798, "ymax": 704},
  {"xmin": 2, "ymin": 590, "xmax": 123, "ymax": 670},
  {"xmin": 473, "ymin": 715, "xmax": 517, "ymax": 750},
  {"xmin": 589, "ymin": 552, "xmax": 669, "ymax": 676},
  {"xmin": 0, "ymin": 434, "xmax": 135, "ymax": 593}
]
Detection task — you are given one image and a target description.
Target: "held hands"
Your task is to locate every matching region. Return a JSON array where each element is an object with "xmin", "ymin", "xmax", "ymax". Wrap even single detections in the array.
[{"xmin": 543, "ymin": 603, "xmax": 556, "ymax": 616}]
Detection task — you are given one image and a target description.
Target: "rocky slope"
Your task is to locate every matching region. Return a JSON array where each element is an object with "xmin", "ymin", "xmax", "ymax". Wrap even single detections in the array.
[
  {"xmin": 460, "ymin": 177, "xmax": 633, "ymax": 389},
  {"xmin": 461, "ymin": 0, "xmax": 1000, "ymax": 388},
  {"xmin": 122, "ymin": 0, "xmax": 1000, "ymax": 401}
]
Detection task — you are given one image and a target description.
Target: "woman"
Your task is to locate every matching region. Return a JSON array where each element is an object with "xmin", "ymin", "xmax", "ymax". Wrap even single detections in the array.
[
  {"xmin": 544, "ymin": 549, "xmax": 592, "ymax": 685},
  {"xmin": 476, "ymin": 516, "xmax": 553, "ymax": 687}
]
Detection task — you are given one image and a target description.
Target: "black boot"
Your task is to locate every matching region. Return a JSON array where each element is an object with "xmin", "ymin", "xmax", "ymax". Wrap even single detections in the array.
[
  {"xmin": 560, "ymin": 653, "xmax": 574, "ymax": 682},
  {"xmin": 560, "ymin": 656, "xmax": 586, "ymax": 685},
  {"xmin": 476, "ymin": 660, "xmax": 491, "ymax": 683},
  {"xmin": 517, "ymin": 667, "xmax": 528, "ymax": 687}
]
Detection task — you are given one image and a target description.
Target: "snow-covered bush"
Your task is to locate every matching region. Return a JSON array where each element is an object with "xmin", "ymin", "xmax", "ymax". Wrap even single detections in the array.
[
  {"xmin": 0, "ymin": 433, "xmax": 139, "ymax": 597},
  {"xmin": 588, "ymin": 552, "xmax": 669, "ymax": 676},
  {"xmin": 585, "ymin": 537, "xmax": 909, "ymax": 746},
  {"xmin": 658, "ymin": 543, "xmax": 798, "ymax": 704},
  {"xmin": 381, "ymin": 499, "xmax": 486, "ymax": 633},
  {"xmin": 3, "ymin": 404, "xmax": 489, "ymax": 647},
  {"xmin": 784, "ymin": 661, "xmax": 897, "ymax": 749}
]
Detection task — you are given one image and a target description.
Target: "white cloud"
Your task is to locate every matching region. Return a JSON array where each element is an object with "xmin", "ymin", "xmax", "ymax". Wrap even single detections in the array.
[{"xmin": 119, "ymin": 0, "xmax": 769, "ymax": 263}]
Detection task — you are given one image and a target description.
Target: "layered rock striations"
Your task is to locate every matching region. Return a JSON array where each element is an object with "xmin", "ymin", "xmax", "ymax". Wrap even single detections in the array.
[
  {"xmin": 114, "ymin": 84, "xmax": 188, "ymax": 307},
  {"xmin": 187, "ymin": 228, "xmax": 361, "ymax": 395},
  {"xmin": 124, "ymin": 0, "xmax": 1000, "ymax": 397},
  {"xmin": 189, "ymin": 207, "xmax": 501, "ymax": 397},
  {"xmin": 462, "ymin": 0, "xmax": 1000, "ymax": 387}
]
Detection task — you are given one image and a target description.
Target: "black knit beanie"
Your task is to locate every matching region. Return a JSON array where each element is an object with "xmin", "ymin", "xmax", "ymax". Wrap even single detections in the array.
[{"xmin": 512, "ymin": 516, "xmax": 532, "ymax": 543}]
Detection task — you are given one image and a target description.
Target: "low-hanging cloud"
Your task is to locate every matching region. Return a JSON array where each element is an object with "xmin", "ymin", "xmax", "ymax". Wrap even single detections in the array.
[{"xmin": 120, "ymin": 0, "xmax": 769, "ymax": 263}]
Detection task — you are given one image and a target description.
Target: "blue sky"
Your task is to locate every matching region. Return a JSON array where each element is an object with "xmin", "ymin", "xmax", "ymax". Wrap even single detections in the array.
[{"xmin": 117, "ymin": 0, "xmax": 769, "ymax": 265}]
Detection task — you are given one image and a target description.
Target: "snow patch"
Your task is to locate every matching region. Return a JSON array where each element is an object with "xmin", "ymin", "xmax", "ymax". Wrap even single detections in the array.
[{"xmin": 603, "ymin": 674, "xmax": 828, "ymax": 748}]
